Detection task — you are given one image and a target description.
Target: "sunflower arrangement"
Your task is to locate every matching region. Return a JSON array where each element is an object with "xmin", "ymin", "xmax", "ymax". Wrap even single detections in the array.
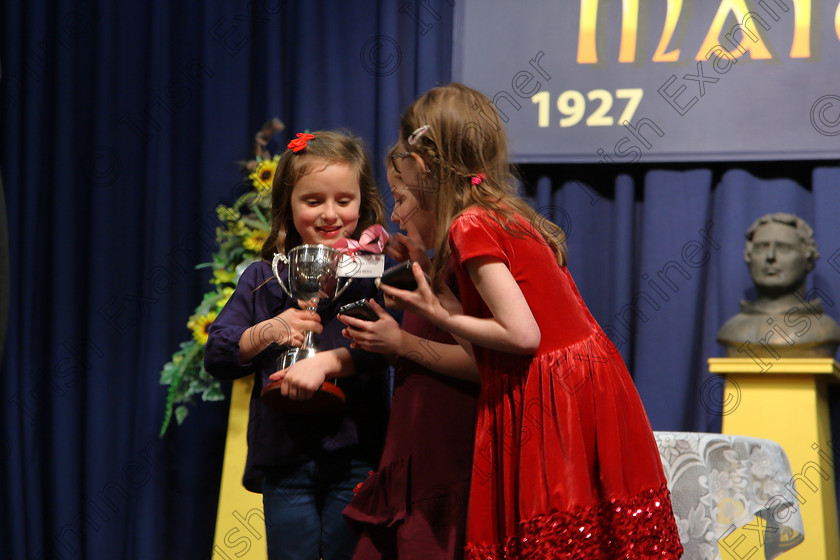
[{"xmin": 158, "ymin": 152, "xmax": 280, "ymax": 436}]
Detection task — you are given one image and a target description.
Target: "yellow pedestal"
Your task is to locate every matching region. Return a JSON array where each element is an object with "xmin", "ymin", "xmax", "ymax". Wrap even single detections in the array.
[
  {"xmin": 212, "ymin": 376, "xmax": 267, "ymax": 560},
  {"xmin": 709, "ymin": 358, "xmax": 840, "ymax": 560}
]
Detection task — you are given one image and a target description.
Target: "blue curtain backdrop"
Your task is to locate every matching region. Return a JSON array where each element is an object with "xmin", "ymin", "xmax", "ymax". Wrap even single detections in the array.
[
  {"xmin": 1, "ymin": 1, "xmax": 453, "ymax": 558},
  {"xmin": 517, "ymin": 162, "xmax": 840, "ymax": 433},
  {"xmin": 2, "ymin": 1, "xmax": 839, "ymax": 559}
]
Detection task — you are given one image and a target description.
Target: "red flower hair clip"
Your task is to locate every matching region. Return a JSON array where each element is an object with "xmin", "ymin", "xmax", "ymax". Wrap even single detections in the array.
[
  {"xmin": 471, "ymin": 173, "xmax": 486, "ymax": 186},
  {"xmin": 287, "ymin": 132, "xmax": 315, "ymax": 153}
]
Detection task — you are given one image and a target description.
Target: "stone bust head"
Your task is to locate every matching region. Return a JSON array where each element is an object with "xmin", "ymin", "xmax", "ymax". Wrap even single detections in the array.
[
  {"xmin": 717, "ymin": 213, "xmax": 840, "ymax": 360},
  {"xmin": 744, "ymin": 213, "xmax": 817, "ymax": 301}
]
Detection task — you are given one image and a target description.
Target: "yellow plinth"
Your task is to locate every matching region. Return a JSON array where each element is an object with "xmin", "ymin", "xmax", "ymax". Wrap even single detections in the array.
[
  {"xmin": 212, "ymin": 376, "xmax": 267, "ymax": 560},
  {"xmin": 709, "ymin": 358, "xmax": 840, "ymax": 560}
]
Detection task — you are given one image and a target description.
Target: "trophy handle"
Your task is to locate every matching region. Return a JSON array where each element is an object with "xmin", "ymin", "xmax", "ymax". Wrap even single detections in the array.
[
  {"xmin": 334, "ymin": 276, "xmax": 353, "ymax": 299},
  {"xmin": 271, "ymin": 253, "xmax": 294, "ymax": 298}
]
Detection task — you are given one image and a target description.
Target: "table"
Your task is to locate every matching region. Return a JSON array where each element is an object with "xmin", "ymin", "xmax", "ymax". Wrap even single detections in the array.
[
  {"xmin": 709, "ymin": 357, "xmax": 840, "ymax": 559},
  {"xmin": 654, "ymin": 432, "xmax": 805, "ymax": 559}
]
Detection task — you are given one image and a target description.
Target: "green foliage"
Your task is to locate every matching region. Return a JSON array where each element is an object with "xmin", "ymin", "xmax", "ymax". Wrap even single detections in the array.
[{"xmin": 158, "ymin": 156, "xmax": 278, "ymax": 436}]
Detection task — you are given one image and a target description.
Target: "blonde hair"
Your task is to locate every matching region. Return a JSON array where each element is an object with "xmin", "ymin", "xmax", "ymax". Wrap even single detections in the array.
[
  {"xmin": 399, "ymin": 83, "xmax": 567, "ymax": 283},
  {"xmin": 260, "ymin": 130, "xmax": 386, "ymax": 261}
]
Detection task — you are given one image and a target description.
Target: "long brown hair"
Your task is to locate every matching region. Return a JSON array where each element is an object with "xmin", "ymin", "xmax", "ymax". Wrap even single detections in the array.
[
  {"xmin": 260, "ymin": 130, "xmax": 387, "ymax": 262},
  {"xmin": 399, "ymin": 83, "xmax": 567, "ymax": 283}
]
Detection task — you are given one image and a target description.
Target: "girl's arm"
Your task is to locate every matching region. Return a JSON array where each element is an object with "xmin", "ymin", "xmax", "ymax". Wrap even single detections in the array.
[
  {"xmin": 238, "ymin": 305, "xmax": 323, "ymax": 363},
  {"xmin": 207, "ymin": 264, "xmax": 322, "ymax": 380},
  {"xmin": 381, "ymin": 259, "xmax": 540, "ymax": 355},
  {"xmin": 393, "ymin": 330, "xmax": 478, "ymax": 381},
  {"xmin": 267, "ymin": 347, "xmax": 356, "ymax": 401},
  {"xmin": 341, "ymin": 299, "xmax": 479, "ymax": 382},
  {"xmin": 385, "ymin": 225, "xmax": 479, "ymax": 365}
]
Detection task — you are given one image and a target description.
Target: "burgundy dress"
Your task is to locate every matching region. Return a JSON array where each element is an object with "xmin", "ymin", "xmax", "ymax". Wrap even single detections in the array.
[
  {"xmin": 449, "ymin": 207, "xmax": 682, "ymax": 559},
  {"xmin": 344, "ymin": 310, "xmax": 480, "ymax": 559}
]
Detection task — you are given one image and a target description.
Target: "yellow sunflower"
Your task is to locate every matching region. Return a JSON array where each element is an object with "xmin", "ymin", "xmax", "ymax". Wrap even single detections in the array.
[
  {"xmin": 187, "ymin": 310, "xmax": 218, "ymax": 346},
  {"xmin": 242, "ymin": 228, "xmax": 268, "ymax": 252},
  {"xmin": 248, "ymin": 156, "xmax": 279, "ymax": 195}
]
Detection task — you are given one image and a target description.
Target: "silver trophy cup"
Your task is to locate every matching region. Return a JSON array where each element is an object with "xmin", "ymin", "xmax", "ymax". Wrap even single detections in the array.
[{"xmin": 261, "ymin": 244, "xmax": 352, "ymax": 414}]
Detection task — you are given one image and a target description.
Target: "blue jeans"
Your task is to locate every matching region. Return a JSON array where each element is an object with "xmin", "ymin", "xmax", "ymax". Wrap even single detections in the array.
[{"xmin": 262, "ymin": 455, "xmax": 372, "ymax": 560}]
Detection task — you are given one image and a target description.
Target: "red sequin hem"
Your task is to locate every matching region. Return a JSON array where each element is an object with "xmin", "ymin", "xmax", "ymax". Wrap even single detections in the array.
[{"xmin": 465, "ymin": 485, "xmax": 683, "ymax": 559}]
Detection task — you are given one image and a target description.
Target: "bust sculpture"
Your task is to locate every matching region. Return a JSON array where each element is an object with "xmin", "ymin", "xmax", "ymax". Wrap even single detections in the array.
[{"xmin": 717, "ymin": 213, "xmax": 840, "ymax": 359}]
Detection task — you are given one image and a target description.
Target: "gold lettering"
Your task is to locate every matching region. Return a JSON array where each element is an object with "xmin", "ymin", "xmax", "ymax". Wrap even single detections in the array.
[
  {"xmin": 696, "ymin": 0, "xmax": 773, "ymax": 60},
  {"xmin": 789, "ymin": 0, "xmax": 811, "ymax": 58},
  {"xmin": 578, "ymin": 0, "xmax": 599, "ymax": 63},
  {"xmin": 836, "ymin": 1, "xmax": 840, "ymax": 43},
  {"xmin": 619, "ymin": 0, "xmax": 640, "ymax": 62},
  {"xmin": 579, "ymin": 0, "xmax": 816, "ymax": 65},
  {"xmin": 652, "ymin": 0, "xmax": 683, "ymax": 62}
]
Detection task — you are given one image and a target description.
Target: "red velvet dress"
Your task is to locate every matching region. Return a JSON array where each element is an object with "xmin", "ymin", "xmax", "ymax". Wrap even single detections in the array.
[
  {"xmin": 344, "ymin": 309, "xmax": 480, "ymax": 559},
  {"xmin": 449, "ymin": 207, "xmax": 683, "ymax": 559}
]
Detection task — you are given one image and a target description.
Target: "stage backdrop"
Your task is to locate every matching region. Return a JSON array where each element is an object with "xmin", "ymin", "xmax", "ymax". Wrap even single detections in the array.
[
  {"xmin": 453, "ymin": 0, "xmax": 840, "ymax": 162},
  {"xmin": 0, "ymin": 1, "xmax": 453, "ymax": 558},
  {"xmin": 2, "ymin": 1, "xmax": 840, "ymax": 559}
]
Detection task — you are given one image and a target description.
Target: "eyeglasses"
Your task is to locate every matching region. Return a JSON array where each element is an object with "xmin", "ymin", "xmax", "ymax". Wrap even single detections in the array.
[{"xmin": 389, "ymin": 152, "xmax": 411, "ymax": 173}]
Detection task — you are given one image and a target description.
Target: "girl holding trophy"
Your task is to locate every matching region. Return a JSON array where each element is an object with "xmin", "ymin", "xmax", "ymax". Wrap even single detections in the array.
[
  {"xmin": 205, "ymin": 130, "xmax": 393, "ymax": 560},
  {"xmin": 348, "ymin": 84, "xmax": 682, "ymax": 559}
]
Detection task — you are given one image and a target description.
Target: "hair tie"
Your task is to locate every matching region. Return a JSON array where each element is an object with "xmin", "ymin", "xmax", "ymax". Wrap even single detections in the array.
[
  {"xmin": 287, "ymin": 132, "xmax": 315, "ymax": 153},
  {"xmin": 471, "ymin": 173, "xmax": 486, "ymax": 186},
  {"xmin": 407, "ymin": 125, "xmax": 430, "ymax": 145}
]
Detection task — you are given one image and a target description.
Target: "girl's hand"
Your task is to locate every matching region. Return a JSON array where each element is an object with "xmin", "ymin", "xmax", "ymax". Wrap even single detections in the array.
[
  {"xmin": 339, "ymin": 299, "xmax": 403, "ymax": 354},
  {"xmin": 273, "ymin": 304, "xmax": 322, "ymax": 347},
  {"xmin": 239, "ymin": 300, "xmax": 322, "ymax": 362},
  {"xmin": 380, "ymin": 262, "xmax": 450, "ymax": 325},
  {"xmin": 387, "ymin": 221, "xmax": 432, "ymax": 274},
  {"xmin": 268, "ymin": 355, "xmax": 327, "ymax": 401}
]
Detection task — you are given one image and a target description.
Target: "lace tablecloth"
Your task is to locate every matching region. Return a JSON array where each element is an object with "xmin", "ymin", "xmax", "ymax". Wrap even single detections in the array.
[{"xmin": 654, "ymin": 432, "xmax": 805, "ymax": 559}]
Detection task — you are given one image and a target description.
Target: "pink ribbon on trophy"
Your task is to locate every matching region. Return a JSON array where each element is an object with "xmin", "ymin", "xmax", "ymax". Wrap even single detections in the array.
[{"xmin": 334, "ymin": 224, "xmax": 390, "ymax": 256}]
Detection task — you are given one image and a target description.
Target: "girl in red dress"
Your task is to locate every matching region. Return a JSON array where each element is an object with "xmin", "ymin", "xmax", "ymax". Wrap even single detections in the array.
[{"xmin": 378, "ymin": 83, "xmax": 684, "ymax": 559}]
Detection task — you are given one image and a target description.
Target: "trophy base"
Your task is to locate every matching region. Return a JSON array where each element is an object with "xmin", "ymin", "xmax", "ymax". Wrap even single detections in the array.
[
  {"xmin": 261, "ymin": 380, "xmax": 346, "ymax": 415},
  {"xmin": 260, "ymin": 346, "xmax": 346, "ymax": 415}
]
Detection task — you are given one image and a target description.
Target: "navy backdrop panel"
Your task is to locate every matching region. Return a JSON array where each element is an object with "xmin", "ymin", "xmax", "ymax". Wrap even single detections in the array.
[
  {"xmin": 454, "ymin": 0, "xmax": 840, "ymax": 162},
  {"xmin": 517, "ymin": 161, "xmax": 840, "ymax": 428},
  {"xmin": 2, "ymin": 1, "xmax": 839, "ymax": 559},
  {"xmin": 0, "ymin": 1, "xmax": 453, "ymax": 558}
]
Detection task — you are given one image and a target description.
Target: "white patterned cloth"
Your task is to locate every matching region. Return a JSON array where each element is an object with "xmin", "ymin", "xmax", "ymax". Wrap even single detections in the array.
[{"xmin": 654, "ymin": 432, "xmax": 805, "ymax": 560}]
